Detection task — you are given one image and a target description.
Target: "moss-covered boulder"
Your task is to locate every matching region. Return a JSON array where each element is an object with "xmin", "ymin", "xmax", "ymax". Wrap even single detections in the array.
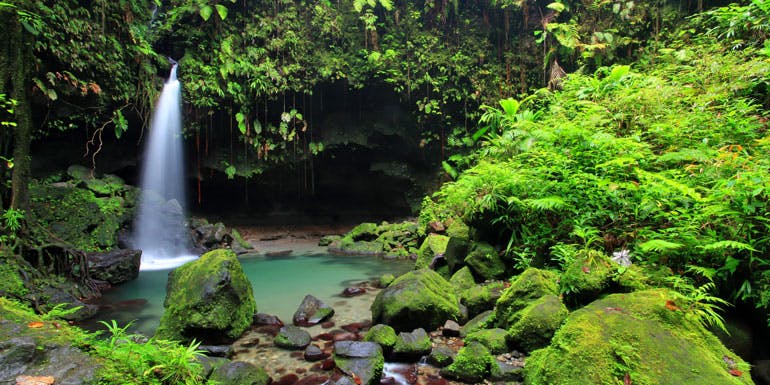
[
  {"xmin": 156, "ymin": 249, "xmax": 256, "ymax": 344},
  {"xmin": 444, "ymin": 237, "xmax": 471, "ymax": 273},
  {"xmin": 465, "ymin": 328, "xmax": 509, "ymax": 354},
  {"xmin": 364, "ymin": 324, "xmax": 397, "ymax": 352},
  {"xmin": 393, "ymin": 328, "xmax": 432, "ymax": 361},
  {"xmin": 209, "ymin": 361, "xmax": 271, "ymax": 385},
  {"xmin": 428, "ymin": 345, "xmax": 456, "ymax": 367},
  {"xmin": 494, "ymin": 268, "xmax": 559, "ymax": 328},
  {"xmin": 460, "ymin": 310, "xmax": 494, "ymax": 338},
  {"xmin": 449, "ymin": 266, "xmax": 476, "ymax": 294},
  {"xmin": 440, "ymin": 341, "xmax": 496, "ymax": 383},
  {"xmin": 524, "ymin": 289, "xmax": 755, "ymax": 385},
  {"xmin": 414, "ymin": 234, "xmax": 450, "ymax": 270},
  {"xmin": 560, "ymin": 249, "xmax": 614, "ymax": 304},
  {"xmin": 371, "ymin": 269, "xmax": 461, "ymax": 332},
  {"xmin": 506, "ymin": 295, "xmax": 568, "ymax": 352},
  {"xmin": 464, "ymin": 242, "xmax": 505, "ymax": 280},
  {"xmin": 333, "ymin": 221, "xmax": 422, "ymax": 258},
  {"xmin": 274, "ymin": 325, "xmax": 312, "ymax": 350},
  {"xmin": 333, "ymin": 341, "xmax": 384, "ymax": 385},
  {"xmin": 461, "ymin": 281, "xmax": 505, "ymax": 318}
]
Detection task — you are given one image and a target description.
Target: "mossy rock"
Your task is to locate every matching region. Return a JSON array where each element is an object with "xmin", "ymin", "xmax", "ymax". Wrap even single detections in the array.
[
  {"xmin": 348, "ymin": 222, "xmax": 380, "ymax": 241},
  {"xmin": 523, "ymin": 289, "xmax": 755, "ymax": 385},
  {"xmin": 460, "ymin": 310, "xmax": 494, "ymax": 338},
  {"xmin": 338, "ymin": 237, "xmax": 385, "ymax": 256},
  {"xmin": 274, "ymin": 325, "xmax": 312, "ymax": 350},
  {"xmin": 444, "ymin": 237, "xmax": 470, "ymax": 273},
  {"xmin": 494, "ymin": 268, "xmax": 559, "ymax": 328},
  {"xmin": 445, "ymin": 218, "xmax": 470, "ymax": 239},
  {"xmin": 209, "ymin": 361, "xmax": 271, "ymax": 385},
  {"xmin": 465, "ymin": 328, "xmax": 509, "ymax": 354},
  {"xmin": 428, "ymin": 345, "xmax": 456, "ymax": 367},
  {"xmin": 560, "ymin": 249, "xmax": 615, "ymax": 305},
  {"xmin": 379, "ymin": 274, "xmax": 396, "ymax": 288},
  {"xmin": 333, "ymin": 341, "xmax": 384, "ymax": 385},
  {"xmin": 0, "ymin": 257, "xmax": 28, "ymax": 298},
  {"xmin": 450, "ymin": 266, "xmax": 476, "ymax": 294},
  {"xmin": 461, "ymin": 281, "xmax": 505, "ymax": 318},
  {"xmin": 613, "ymin": 264, "xmax": 652, "ymax": 292},
  {"xmin": 415, "ymin": 234, "xmax": 450, "ymax": 270},
  {"xmin": 319, "ymin": 235, "xmax": 342, "ymax": 247},
  {"xmin": 156, "ymin": 249, "xmax": 256, "ymax": 344},
  {"xmin": 393, "ymin": 328, "xmax": 432, "ymax": 360},
  {"xmin": 464, "ymin": 242, "xmax": 506, "ymax": 280},
  {"xmin": 440, "ymin": 341, "xmax": 496, "ymax": 383},
  {"xmin": 506, "ymin": 295, "xmax": 568, "ymax": 352},
  {"xmin": 371, "ymin": 269, "xmax": 461, "ymax": 332},
  {"xmin": 363, "ymin": 324, "xmax": 397, "ymax": 351}
]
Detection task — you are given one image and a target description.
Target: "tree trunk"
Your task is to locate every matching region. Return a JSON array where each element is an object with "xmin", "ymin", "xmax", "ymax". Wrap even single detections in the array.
[{"xmin": 9, "ymin": 17, "xmax": 33, "ymax": 212}]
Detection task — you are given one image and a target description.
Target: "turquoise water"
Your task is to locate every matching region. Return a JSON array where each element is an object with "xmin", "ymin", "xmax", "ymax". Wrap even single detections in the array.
[{"xmin": 88, "ymin": 253, "xmax": 410, "ymax": 336}]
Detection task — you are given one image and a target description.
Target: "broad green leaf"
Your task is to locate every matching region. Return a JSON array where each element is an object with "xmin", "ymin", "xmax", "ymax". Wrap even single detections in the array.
[
  {"xmin": 199, "ymin": 5, "xmax": 213, "ymax": 21},
  {"xmin": 547, "ymin": 2, "xmax": 565, "ymax": 12},
  {"xmin": 215, "ymin": 4, "xmax": 228, "ymax": 20}
]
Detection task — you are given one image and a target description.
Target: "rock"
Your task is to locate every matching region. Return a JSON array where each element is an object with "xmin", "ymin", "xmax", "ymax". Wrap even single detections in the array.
[
  {"xmin": 253, "ymin": 313, "xmax": 284, "ymax": 326},
  {"xmin": 371, "ymin": 269, "xmax": 461, "ymax": 332},
  {"xmin": 155, "ymin": 249, "xmax": 256, "ymax": 344},
  {"xmin": 442, "ymin": 320, "xmax": 461, "ymax": 337},
  {"xmin": 392, "ymin": 328, "xmax": 432, "ymax": 361},
  {"xmin": 86, "ymin": 249, "xmax": 141, "ymax": 284},
  {"xmin": 293, "ymin": 295, "xmax": 335, "ymax": 327},
  {"xmin": 440, "ymin": 342, "xmax": 495, "ymax": 383},
  {"xmin": 0, "ymin": 336, "xmax": 99, "ymax": 385},
  {"xmin": 319, "ymin": 235, "xmax": 342, "ymax": 247},
  {"xmin": 449, "ymin": 266, "xmax": 475, "ymax": 294},
  {"xmin": 342, "ymin": 287, "xmax": 366, "ymax": 297},
  {"xmin": 464, "ymin": 242, "xmax": 505, "ymax": 280},
  {"xmin": 199, "ymin": 345, "xmax": 233, "ymax": 357},
  {"xmin": 465, "ymin": 328, "xmax": 509, "ymax": 354},
  {"xmin": 444, "ymin": 237, "xmax": 470, "ymax": 274},
  {"xmin": 379, "ymin": 274, "xmax": 395, "ymax": 288},
  {"xmin": 304, "ymin": 344, "xmax": 328, "ymax": 361},
  {"xmin": 428, "ymin": 345, "xmax": 456, "ymax": 367},
  {"xmin": 275, "ymin": 326, "xmax": 312, "ymax": 350},
  {"xmin": 295, "ymin": 374, "xmax": 329, "ymax": 385},
  {"xmin": 445, "ymin": 219, "xmax": 470, "ymax": 239},
  {"xmin": 494, "ymin": 268, "xmax": 559, "ymax": 328},
  {"xmin": 333, "ymin": 341, "xmax": 384, "ymax": 385},
  {"xmin": 196, "ymin": 355, "xmax": 229, "ymax": 379},
  {"xmin": 67, "ymin": 165, "xmax": 93, "ymax": 181},
  {"xmin": 460, "ymin": 310, "xmax": 494, "ymax": 338},
  {"xmin": 209, "ymin": 361, "xmax": 271, "ymax": 385},
  {"xmin": 429, "ymin": 221, "xmax": 445, "ymax": 233},
  {"xmin": 506, "ymin": 295, "xmax": 569, "ymax": 352},
  {"xmin": 524, "ymin": 289, "xmax": 756, "ymax": 385},
  {"xmin": 277, "ymin": 373, "xmax": 299, "ymax": 385},
  {"xmin": 414, "ymin": 234, "xmax": 450, "ymax": 270},
  {"xmin": 491, "ymin": 361, "xmax": 524, "ymax": 382},
  {"xmin": 460, "ymin": 281, "xmax": 505, "ymax": 318},
  {"xmin": 363, "ymin": 324, "xmax": 398, "ymax": 352},
  {"xmin": 559, "ymin": 249, "xmax": 615, "ymax": 305},
  {"xmin": 30, "ymin": 284, "xmax": 98, "ymax": 321}
]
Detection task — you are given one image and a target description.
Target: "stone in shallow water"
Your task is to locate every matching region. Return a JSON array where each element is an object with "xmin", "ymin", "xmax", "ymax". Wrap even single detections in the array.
[
  {"xmin": 254, "ymin": 313, "xmax": 284, "ymax": 326},
  {"xmin": 293, "ymin": 295, "xmax": 335, "ymax": 327},
  {"xmin": 275, "ymin": 326, "xmax": 312, "ymax": 350},
  {"xmin": 209, "ymin": 361, "xmax": 271, "ymax": 385},
  {"xmin": 342, "ymin": 287, "xmax": 366, "ymax": 297},
  {"xmin": 393, "ymin": 328, "xmax": 432, "ymax": 361},
  {"xmin": 333, "ymin": 341, "xmax": 384, "ymax": 385},
  {"xmin": 442, "ymin": 320, "xmax": 461, "ymax": 337},
  {"xmin": 304, "ymin": 344, "xmax": 329, "ymax": 362}
]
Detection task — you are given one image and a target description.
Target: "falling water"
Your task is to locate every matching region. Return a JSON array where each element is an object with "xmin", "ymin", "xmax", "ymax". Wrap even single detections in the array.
[{"xmin": 133, "ymin": 63, "xmax": 196, "ymax": 270}]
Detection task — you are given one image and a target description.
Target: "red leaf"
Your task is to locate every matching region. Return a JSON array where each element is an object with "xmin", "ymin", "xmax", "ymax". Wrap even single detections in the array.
[
  {"xmin": 582, "ymin": 266, "xmax": 591, "ymax": 273},
  {"xmin": 665, "ymin": 300, "xmax": 680, "ymax": 311},
  {"xmin": 624, "ymin": 372, "xmax": 632, "ymax": 385},
  {"xmin": 729, "ymin": 369, "xmax": 742, "ymax": 377}
]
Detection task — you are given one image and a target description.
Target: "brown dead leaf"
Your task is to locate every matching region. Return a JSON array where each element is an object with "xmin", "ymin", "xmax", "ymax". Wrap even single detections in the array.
[
  {"xmin": 27, "ymin": 321, "xmax": 44, "ymax": 328},
  {"xmin": 15, "ymin": 375, "xmax": 55, "ymax": 385},
  {"xmin": 664, "ymin": 300, "xmax": 680, "ymax": 311}
]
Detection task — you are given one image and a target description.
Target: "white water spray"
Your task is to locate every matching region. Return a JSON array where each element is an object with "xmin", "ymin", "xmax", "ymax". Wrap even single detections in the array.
[{"xmin": 134, "ymin": 63, "xmax": 196, "ymax": 270}]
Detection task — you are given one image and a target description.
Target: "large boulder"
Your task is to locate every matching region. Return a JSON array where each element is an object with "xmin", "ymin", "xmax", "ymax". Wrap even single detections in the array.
[
  {"xmin": 414, "ymin": 234, "xmax": 450, "ymax": 270},
  {"xmin": 494, "ymin": 268, "xmax": 559, "ymax": 328},
  {"xmin": 86, "ymin": 249, "xmax": 141, "ymax": 284},
  {"xmin": 293, "ymin": 295, "xmax": 334, "ymax": 327},
  {"xmin": 440, "ymin": 341, "xmax": 496, "ymax": 383},
  {"xmin": 333, "ymin": 341, "xmax": 384, "ymax": 385},
  {"xmin": 461, "ymin": 281, "xmax": 505, "ymax": 318},
  {"xmin": 524, "ymin": 289, "xmax": 755, "ymax": 385},
  {"xmin": 156, "ymin": 249, "xmax": 256, "ymax": 344},
  {"xmin": 506, "ymin": 295, "xmax": 568, "ymax": 352},
  {"xmin": 465, "ymin": 328, "xmax": 509, "ymax": 354},
  {"xmin": 371, "ymin": 269, "xmax": 461, "ymax": 332},
  {"xmin": 464, "ymin": 242, "xmax": 506, "ymax": 280}
]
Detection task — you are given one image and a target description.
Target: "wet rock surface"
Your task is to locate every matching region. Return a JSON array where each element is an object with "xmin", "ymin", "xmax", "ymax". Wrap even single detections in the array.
[
  {"xmin": 293, "ymin": 295, "xmax": 335, "ymax": 327},
  {"xmin": 86, "ymin": 249, "xmax": 141, "ymax": 284}
]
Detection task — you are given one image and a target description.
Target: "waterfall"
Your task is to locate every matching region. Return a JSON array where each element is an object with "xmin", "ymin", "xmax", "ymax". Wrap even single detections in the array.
[{"xmin": 133, "ymin": 63, "xmax": 196, "ymax": 270}]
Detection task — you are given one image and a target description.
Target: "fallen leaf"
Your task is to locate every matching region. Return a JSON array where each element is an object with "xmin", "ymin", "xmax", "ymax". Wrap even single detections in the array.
[
  {"xmin": 664, "ymin": 300, "xmax": 680, "ymax": 311},
  {"xmin": 52, "ymin": 322, "xmax": 61, "ymax": 330},
  {"xmin": 27, "ymin": 321, "xmax": 44, "ymax": 328},
  {"xmin": 624, "ymin": 372, "xmax": 632, "ymax": 385},
  {"xmin": 15, "ymin": 375, "xmax": 55, "ymax": 385},
  {"xmin": 351, "ymin": 372, "xmax": 362, "ymax": 385},
  {"xmin": 729, "ymin": 369, "xmax": 742, "ymax": 377},
  {"xmin": 582, "ymin": 266, "xmax": 591, "ymax": 273}
]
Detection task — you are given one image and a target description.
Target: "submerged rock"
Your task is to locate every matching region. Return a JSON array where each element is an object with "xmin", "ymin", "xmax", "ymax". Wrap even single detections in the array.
[
  {"xmin": 371, "ymin": 269, "xmax": 461, "ymax": 332},
  {"xmin": 524, "ymin": 289, "xmax": 755, "ymax": 385},
  {"xmin": 293, "ymin": 294, "xmax": 335, "ymax": 327},
  {"xmin": 155, "ymin": 249, "xmax": 256, "ymax": 344},
  {"xmin": 274, "ymin": 325, "xmax": 312, "ymax": 350},
  {"xmin": 86, "ymin": 249, "xmax": 141, "ymax": 285}
]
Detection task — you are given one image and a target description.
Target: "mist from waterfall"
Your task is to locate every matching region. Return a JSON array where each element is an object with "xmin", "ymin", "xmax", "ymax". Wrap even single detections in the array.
[{"xmin": 133, "ymin": 64, "xmax": 196, "ymax": 270}]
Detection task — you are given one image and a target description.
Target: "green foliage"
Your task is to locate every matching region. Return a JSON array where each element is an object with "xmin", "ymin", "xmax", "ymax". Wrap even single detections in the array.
[{"xmin": 423, "ymin": 1, "xmax": 770, "ymax": 323}]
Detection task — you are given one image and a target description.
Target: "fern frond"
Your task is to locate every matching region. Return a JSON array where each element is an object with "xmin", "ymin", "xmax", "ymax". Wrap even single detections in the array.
[
  {"xmin": 639, "ymin": 239, "xmax": 684, "ymax": 252},
  {"xmin": 699, "ymin": 240, "xmax": 757, "ymax": 252},
  {"xmin": 524, "ymin": 196, "xmax": 567, "ymax": 211}
]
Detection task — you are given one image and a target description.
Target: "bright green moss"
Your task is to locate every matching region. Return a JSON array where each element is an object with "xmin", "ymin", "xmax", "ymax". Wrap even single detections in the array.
[
  {"xmin": 464, "ymin": 242, "xmax": 505, "ymax": 280},
  {"xmin": 506, "ymin": 295, "xmax": 568, "ymax": 352},
  {"xmin": 495, "ymin": 268, "xmax": 559, "ymax": 328},
  {"xmin": 465, "ymin": 328, "xmax": 509, "ymax": 354},
  {"xmin": 450, "ymin": 266, "xmax": 475, "ymax": 294},
  {"xmin": 441, "ymin": 341, "xmax": 496, "ymax": 382},
  {"xmin": 461, "ymin": 281, "xmax": 505, "ymax": 317},
  {"xmin": 364, "ymin": 324, "xmax": 398, "ymax": 350},
  {"xmin": 415, "ymin": 234, "xmax": 450, "ymax": 270}
]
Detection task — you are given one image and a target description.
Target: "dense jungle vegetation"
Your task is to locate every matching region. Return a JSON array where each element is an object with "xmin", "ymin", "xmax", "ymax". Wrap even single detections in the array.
[{"xmin": 1, "ymin": 0, "xmax": 770, "ymax": 383}]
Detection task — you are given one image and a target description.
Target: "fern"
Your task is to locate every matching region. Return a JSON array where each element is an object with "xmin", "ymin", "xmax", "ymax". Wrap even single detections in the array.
[
  {"xmin": 525, "ymin": 196, "xmax": 567, "ymax": 211},
  {"xmin": 699, "ymin": 240, "xmax": 757, "ymax": 252},
  {"xmin": 639, "ymin": 239, "xmax": 684, "ymax": 253}
]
